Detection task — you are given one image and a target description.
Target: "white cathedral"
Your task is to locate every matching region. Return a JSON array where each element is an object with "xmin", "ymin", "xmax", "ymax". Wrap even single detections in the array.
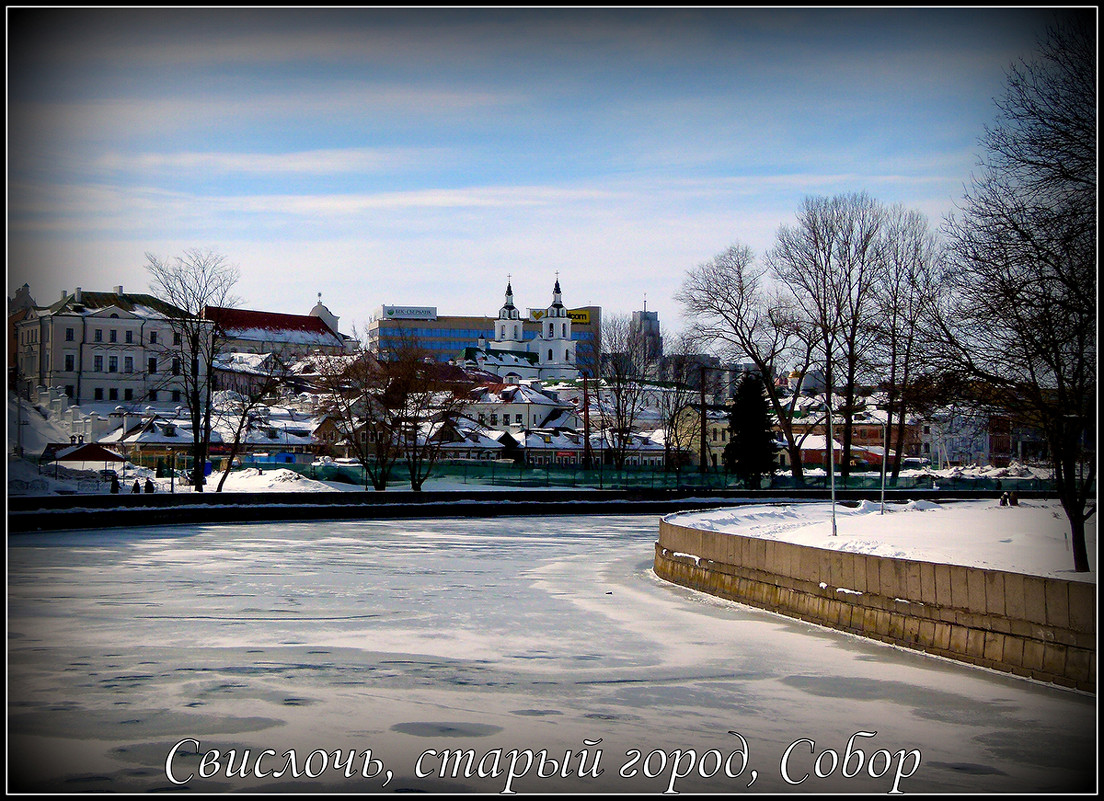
[{"xmin": 462, "ymin": 277, "xmax": 581, "ymax": 382}]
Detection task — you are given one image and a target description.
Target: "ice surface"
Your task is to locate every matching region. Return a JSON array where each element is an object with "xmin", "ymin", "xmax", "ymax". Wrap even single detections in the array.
[{"xmin": 8, "ymin": 514, "xmax": 1096, "ymax": 793}]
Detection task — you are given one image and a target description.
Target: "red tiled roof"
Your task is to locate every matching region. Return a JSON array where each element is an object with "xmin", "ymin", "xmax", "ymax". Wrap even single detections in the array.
[{"xmin": 204, "ymin": 306, "xmax": 340, "ymax": 340}]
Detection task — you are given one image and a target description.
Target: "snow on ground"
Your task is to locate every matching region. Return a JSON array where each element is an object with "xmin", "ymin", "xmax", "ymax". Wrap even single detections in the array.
[
  {"xmin": 671, "ymin": 499, "xmax": 1096, "ymax": 581},
  {"xmin": 8, "ymin": 392, "xmax": 71, "ymax": 455},
  {"xmin": 8, "ymin": 456, "xmax": 596, "ymax": 495}
]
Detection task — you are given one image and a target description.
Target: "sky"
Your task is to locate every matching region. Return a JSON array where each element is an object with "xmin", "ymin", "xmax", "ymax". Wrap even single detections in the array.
[{"xmin": 6, "ymin": 7, "xmax": 1091, "ymax": 337}]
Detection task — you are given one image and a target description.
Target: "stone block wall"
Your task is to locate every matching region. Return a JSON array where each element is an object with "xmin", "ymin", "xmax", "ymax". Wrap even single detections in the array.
[{"xmin": 654, "ymin": 518, "xmax": 1095, "ymax": 693}]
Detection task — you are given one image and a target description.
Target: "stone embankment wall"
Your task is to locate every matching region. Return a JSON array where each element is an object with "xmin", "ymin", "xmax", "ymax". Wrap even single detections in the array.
[{"xmin": 654, "ymin": 517, "xmax": 1095, "ymax": 693}]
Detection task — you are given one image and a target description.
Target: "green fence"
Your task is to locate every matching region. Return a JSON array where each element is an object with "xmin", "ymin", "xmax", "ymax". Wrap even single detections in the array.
[{"xmin": 283, "ymin": 461, "xmax": 1058, "ymax": 493}]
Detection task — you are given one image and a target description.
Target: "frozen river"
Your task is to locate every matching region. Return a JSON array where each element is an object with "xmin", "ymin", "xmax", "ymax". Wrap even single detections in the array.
[{"xmin": 8, "ymin": 513, "xmax": 1096, "ymax": 793}]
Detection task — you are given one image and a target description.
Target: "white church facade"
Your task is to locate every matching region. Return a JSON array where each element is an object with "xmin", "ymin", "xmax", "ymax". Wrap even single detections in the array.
[{"xmin": 461, "ymin": 278, "xmax": 582, "ymax": 383}]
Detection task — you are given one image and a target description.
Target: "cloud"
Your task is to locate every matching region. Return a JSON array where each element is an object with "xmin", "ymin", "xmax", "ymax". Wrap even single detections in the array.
[{"xmin": 91, "ymin": 147, "xmax": 453, "ymax": 177}]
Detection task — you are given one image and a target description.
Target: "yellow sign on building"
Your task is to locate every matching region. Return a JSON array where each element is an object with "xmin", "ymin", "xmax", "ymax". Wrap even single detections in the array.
[{"xmin": 529, "ymin": 308, "xmax": 590, "ymax": 324}]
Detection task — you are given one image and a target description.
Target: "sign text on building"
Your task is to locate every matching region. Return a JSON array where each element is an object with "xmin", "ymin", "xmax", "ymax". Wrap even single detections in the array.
[
  {"xmin": 379, "ymin": 306, "xmax": 438, "ymax": 321},
  {"xmin": 528, "ymin": 308, "xmax": 590, "ymax": 324}
]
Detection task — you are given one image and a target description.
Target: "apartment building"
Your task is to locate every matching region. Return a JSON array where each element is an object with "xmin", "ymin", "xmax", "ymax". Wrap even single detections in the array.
[{"xmin": 13, "ymin": 286, "xmax": 202, "ymax": 406}]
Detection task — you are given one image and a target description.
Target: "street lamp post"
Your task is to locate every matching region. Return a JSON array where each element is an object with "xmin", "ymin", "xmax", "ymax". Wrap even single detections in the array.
[
  {"xmin": 880, "ymin": 418, "xmax": 890, "ymax": 515},
  {"xmin": 826, "ymin": 392, "xmax": 838, "ymax": 537},
  {"xmin": 115, "ymin": 406, "xmax": 129, "ymax": 483}
]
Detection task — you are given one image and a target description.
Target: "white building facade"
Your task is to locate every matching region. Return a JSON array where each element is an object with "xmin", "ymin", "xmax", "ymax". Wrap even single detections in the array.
[
  {"xmin": 14, "ymin": 286, "xmax": 204, "ymax": 406},
  {"xmin": 464, "ymin": 279, "xmax": 582, "ymax": 382}
]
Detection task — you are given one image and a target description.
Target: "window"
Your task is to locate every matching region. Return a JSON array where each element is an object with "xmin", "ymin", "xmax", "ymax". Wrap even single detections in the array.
[
  {"xmin": 124, "ymin": 356, "xmax": 134, "ymax": 373},
  {"xmin": 490, "ymin": 414, "xmax": 498, "ymax": 426},
  {"xmin": 65, "ymin": 385, "xmax": 74, "ymax": 397},
  {"xmin": 124, "ymin": 389, "xmax": 133, "ymax": 401},
  {"xmin": 94, "ymin": 329, "xmax": 103, "ymax": 342},
  {"xmin": 172, "ymin": 390, "xmax": 181, "ymax": 402},
  {"xmin": 149, "ymin": 331, "xmax": 158, "ymax": 344},
  {"xmin": 148, "ymin": 358, "xmax": 158, "ymax": 374},
  {"xmin": 108, "ymin": 388, "xmax": 118, "ymax": 401},
  {"xmin": 109, "ymin": 356, "xmax": 118, "ymax": 373},
  {"xmin": 172, "ymin": 358, "xmax": 180, "ymax": 376},
  {"xmin": 65, "ymin": 354, "xmax": 74, "ymax": 371},
  {"xmin": 109, "ymin": 329, "xmax": 117, "ymax": 343},
  {"xmin": 173, "ymin": 332, "xmax": 181, "ymax": 346},
  {"xmin": 148, "ymin": 390, "xmax": 159, "ymax": 401},
  {"xmin": 548, "ymin": 349, "xmax": 553, "ymax": 361},
  {"xmin": 125, "ymin": 330, "xmax": 133, "ymax": 344},
  {"xmin": 94, "ymin": 388, "xmax": 104, "ymax": 400},
  {"xmin": 65, "ymin": 328, "xmax": 74, "ymax": 342},
  {"xmin": 515, "ymin": 414, "xmax": 523, "ymax": 424},
  {"xmin": 94, "ymin": 355, "xmax": 104, "ymax": 372}
]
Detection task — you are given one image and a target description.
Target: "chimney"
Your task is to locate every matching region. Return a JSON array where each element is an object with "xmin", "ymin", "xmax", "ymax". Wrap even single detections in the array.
[
  {"xmin": 114, "ymin": 285, "xmax": 123, "ymax": 296},
  {"xmin": 61, "ymin": 290, "xmax": 68, "ymax": 301},
  {"xmin": 74, "ymin": 287, "xmax": 82, "ymax": 303}
]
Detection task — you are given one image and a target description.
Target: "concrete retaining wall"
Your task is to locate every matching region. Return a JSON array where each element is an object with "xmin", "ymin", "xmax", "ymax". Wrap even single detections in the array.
[{"xmin": 654, "ymin": 517, "xmax": 1096, "ymax": 693}]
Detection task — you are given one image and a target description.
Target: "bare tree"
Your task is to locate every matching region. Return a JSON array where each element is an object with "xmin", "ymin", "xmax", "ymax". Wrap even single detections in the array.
[
  {"xmin": 387, "ymin": 348, "xmax": 473, "ymax": 492},
  {"xmin": 939, "ymin": 19, "xmax": 1096, "ymax": 572},
  {"xmin": 312, "ymin": 334, "xmax": 401, "ymax": 491},
  {"xmin": 599, "ymin": 313, "xmax": 655, "ymax": 470},
  {"xmin": 146, "ymin": 248, "xmax": 240, "ymax": 491},
  {"xmin": 871, "ymin": 205, "xmax": 947, "ymax": 478},
  {"xmin": 654, "ymin": 330, "xmax": 700, "ymax": 475},
  {"xmin": 767, "ymin": 193, "xmax": 887, "ymax": 479},
  {"xmin": 210, "ymin": 351, "xmax": 291, "ymax": 492},
  {"xmin": 676, "ymin": 242, "xmax": 820, "ymax": 481}
]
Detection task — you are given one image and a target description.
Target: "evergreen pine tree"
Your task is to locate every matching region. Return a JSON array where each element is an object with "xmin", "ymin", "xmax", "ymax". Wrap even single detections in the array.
[{"xmin": 723, "ymin": 372, "xmax": 777, "ymax": 487}]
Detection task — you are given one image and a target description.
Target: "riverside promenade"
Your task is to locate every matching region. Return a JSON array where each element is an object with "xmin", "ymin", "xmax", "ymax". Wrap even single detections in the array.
[
  {"xmin": 654, "ymin": 508, "xmax": 1095, "ymax": 693},
  {"xmin": 7, "ymin": 487, "xmax": 1046, "ymax": 533}
]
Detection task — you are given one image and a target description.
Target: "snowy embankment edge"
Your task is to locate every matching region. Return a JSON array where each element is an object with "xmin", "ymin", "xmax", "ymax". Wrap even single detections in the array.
[
  {"xmin": 8, "ymin": 489, "xmax": 1051, "ymax": 534},
  {"xmin": 653, "ymin": 515, "xmax": 1096, "ymax": 694}
]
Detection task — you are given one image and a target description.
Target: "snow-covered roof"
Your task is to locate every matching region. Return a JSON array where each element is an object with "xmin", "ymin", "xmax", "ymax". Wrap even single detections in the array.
[
  {"xmin": 42, "ymin": 442, "xmax": 126, "ymax": 463},
  {"xmin": 205, "ymin": 306, "xmax": 344, "ymax": 348},
  {"xmin": 470, "ymin": 383, "xmax": 564, "ymax": 406},
  {"xmin": 214, "ymin": 351, "xmax": 280, "ymax": 374},
  {"xmin": 462, "ymin": 347, "xmax": 540, "ymax": 367},
  {"xmin": 109, "ymin": 416, "xmax": 223, "ymax": 446},
  {"xmin": 41, "ymin": 291, "xmax": 190, "ymax": 320},
  {"xmin": 795, "ymin": 434, "xmax": 843, "ymax": 451}
]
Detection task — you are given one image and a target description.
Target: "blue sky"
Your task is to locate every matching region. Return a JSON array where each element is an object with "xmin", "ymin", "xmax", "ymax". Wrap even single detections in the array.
[{"xmin": 7, "ymin": 8, "xmax": 1087, "ymax": 336}]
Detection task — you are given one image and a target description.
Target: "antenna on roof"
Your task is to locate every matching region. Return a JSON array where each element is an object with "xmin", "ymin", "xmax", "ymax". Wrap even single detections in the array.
[{"xmin": 643, "ymin": 292, "xmax": 647, "ymax": 312}]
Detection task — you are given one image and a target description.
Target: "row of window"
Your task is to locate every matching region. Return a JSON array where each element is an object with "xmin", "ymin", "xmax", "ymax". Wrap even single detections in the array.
[
  {"xmin": 84, "ymin": 386, "xmax": 182, "ymax": 403},
  {"xmin": 479, "ymin": 413, "xmax": 527, "ymax": 426},
  {"xmin": 21, "ymin": 325, "xmax": 182, "ymax": 346},
  {"xmin": 60, "ymin": 355, "xmax": 181, "ymax": 375},
  {"xmin": 66, "ymin": 327, "xmax": 181, "ymax": 346}
]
